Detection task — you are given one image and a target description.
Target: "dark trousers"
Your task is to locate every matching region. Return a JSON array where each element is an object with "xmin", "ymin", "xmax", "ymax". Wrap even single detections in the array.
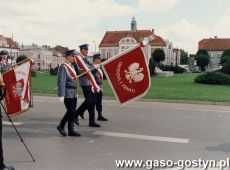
[
  {"xmin": 59, "ymin": 98, "xmax": 77, "ymax": 131},
  {"xmin": 0, "ymin": 118, "xmax": 4, "ymax": 169},
  {"xmin": 76, "ymin": 86, "xmax": 95, "ymax": 123},
  {"xmin": 94, "ymin": 91, "xmax": 102, "ymax": 113},
  {"xmin": 0, "ymin": 110, "xmax": 4, "ymax": 169}
]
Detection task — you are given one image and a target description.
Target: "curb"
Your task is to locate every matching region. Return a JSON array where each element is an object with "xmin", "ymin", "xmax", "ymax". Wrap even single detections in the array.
[{"xmin": 33, "ymin": 93, "xmax": 230, "ymax": 106}]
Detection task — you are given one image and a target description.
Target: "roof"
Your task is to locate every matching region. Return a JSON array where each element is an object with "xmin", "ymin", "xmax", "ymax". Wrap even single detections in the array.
[
  {"xmin": 53, "ymin": 45, "xmax": 69, "ymax": 53},
  {"xmin": 199, "ymin": 38, "xmax": 230, "ymax": 51},
  {"xmin": 99, "ymin": 30, "xmax": 165, "ymax": 47},
  {"xmin": 5, "ymin": 37, "xmax": 19, "ymax": 49},
  {"xmin": 20, "ymin": 45, "xmax": 45, "ymax": 51}
]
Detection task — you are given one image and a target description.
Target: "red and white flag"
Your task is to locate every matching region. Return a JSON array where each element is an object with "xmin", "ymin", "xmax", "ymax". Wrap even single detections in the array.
[
  {"xmin": 102, "ymin": 43, "xmax": 151, "ymax": 105},
  {"xmin": 3, "ymin": 59, "xmax": 33, "ymax": 116}
]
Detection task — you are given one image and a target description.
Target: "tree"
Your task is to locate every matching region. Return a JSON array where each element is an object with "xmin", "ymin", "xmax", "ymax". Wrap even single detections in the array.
[
  {"xmin": 220, "ymin": 56, "xmax": 230, "ymax": 65},
  {"xmin": 196, "ymin": 49, "xmax": 209, "ymax": 57},
  {"xmin": 148, "ymin": 57, "xmax": 155, "ymax": 76},
  {"xmin": 221, "ymin": 49, "xmax": 230, "ymax": 57},
  {"xmin": 220, "ymin": 49, "xmax": 230, "ymax": 65},
  {"xmin": 16, "ymin": 55, "xmax": 27, "ymax": 63},
  {"xmin": 221, "ymin": 60, "xmax": 230, "ymax": 75},
  {"xmin": 180, "ymin": 49, "xmax": 189, "ymax": 64},
  {"xmin": 152, "ymin": 49, "xmax": 165, "ymax": 67},
  {"xmin": 196, "ymin": 54, "xmax": 210, "ymax": 72}
]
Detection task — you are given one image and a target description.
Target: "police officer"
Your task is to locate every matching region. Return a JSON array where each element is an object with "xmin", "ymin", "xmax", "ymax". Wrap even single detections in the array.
[
  {"xmin": 75, "ymin": 44, "xmax": 100, "ymax": 127},
  {"xmin": 57, "ymin": 50, "xmax": 81, "ymax": 137},
  {"xmin": 0, "ymin": 69, "xmax": 15, "ymax": 170},
  {"xmin": 92, "ymin": 53, "xmax": 108, "ymax": 121},
  {"xmin": 0, "ymin": 50, "xmax": 10, "ymax": 73}
]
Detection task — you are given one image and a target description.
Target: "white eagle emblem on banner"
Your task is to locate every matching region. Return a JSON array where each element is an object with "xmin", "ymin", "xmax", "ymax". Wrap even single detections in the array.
[
  {"xmin": 124, "ymin": 63, "xmax": 144, "ymax": 83},
  {"xmin": 13, "ymin": 82, "xmax": 23, "ymax": 97}
]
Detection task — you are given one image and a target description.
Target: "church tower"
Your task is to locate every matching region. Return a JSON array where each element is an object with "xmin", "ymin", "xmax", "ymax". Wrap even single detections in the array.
[{"xmin": 131, "ymin": 16, "xmax": 137, "ymax": 32}]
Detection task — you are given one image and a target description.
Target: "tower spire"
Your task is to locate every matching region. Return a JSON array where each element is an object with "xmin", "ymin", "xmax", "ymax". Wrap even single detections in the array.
[{"xmin": 131, "ymin": 16, "xmax": 137, "ymax": 32}]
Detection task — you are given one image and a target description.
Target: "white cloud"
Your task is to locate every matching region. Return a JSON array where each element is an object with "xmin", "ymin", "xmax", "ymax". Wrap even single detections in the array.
[
  {"xmin": 157, "ymin": 7, "xmax": 230, "ymax": 54},
  {"xmin": 138, "ymin": 0, "xmax": 179, "ymax": 12},
  {"xmin": 0, "ymin": 0, "xmax": 180, "ymax": 53},
  {"xmin": 1, "ymin": 0, "xmax": 229, "ymax": 55},
  {"xmin": 0, "ymin": 0, "xmax": 134, "ymax": 52},
  {"xmin": 213, "ymin": 9, "xmax": 230, "ymax": 37},
  {"xmin": 158, "ymin": 19, "xmax": 209, "ymax": 53}
]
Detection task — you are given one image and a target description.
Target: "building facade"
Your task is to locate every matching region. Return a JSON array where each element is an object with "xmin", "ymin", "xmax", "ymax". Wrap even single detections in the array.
[
  {"xmin": 99, "ymin": 17, "xmax": 180, "ymax": 66},
  {"xmin": 20, "ymin": 45, "xmax": 53, "ymax": 70},
  {"xmin": 198, "ymin": 37, "xmax": 230, "ymax": 69},
  {"xmin": 20, "ymin": 45, "xmax": 66, "ymax": 71}
]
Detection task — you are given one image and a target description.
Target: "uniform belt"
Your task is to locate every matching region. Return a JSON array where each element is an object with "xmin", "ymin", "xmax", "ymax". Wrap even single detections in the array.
[{"xmin": 66, "ymin": 86, "xmax": 76, "ymax": 89}]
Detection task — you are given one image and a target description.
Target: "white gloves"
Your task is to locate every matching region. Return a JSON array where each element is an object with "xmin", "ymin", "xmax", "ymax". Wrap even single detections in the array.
[
  {"xmin": 94, "ymin": 64, "xmax": 100, "ymax": 69},
  {"xmin": 59, "ymin": 96, "xmax": 64, "ymax": 103}
]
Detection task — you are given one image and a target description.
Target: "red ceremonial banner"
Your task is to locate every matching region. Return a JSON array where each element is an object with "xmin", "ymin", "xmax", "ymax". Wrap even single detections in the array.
[
  {"xmin": 102, "ymin": 43, "xmax": 151, "ymax": 105},
  {"xmin": 3, "ymin": 60, "xmax": 32, "ymax": 116}
]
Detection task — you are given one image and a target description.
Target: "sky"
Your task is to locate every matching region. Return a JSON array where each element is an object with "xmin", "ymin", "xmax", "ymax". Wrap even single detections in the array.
[{"xmin": 0, "ymin": 0, "xmax": 230, "ymax": 54}]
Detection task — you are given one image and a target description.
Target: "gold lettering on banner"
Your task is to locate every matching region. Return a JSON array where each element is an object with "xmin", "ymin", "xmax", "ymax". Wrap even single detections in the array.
[
  {"xmin": 116, "ymin": 62, "xmax": 135, "ymax": 93},
  {"xmin": 15, "ymin": 71, "xmax": 26, "ymax": 76}
]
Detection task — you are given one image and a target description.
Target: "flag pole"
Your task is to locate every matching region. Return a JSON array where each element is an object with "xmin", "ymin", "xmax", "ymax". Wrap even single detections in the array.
[
  {"xmin": 52, "ymin": 34, "xmax": 155, "ymax": 91},
  {"xmin": 0, "ymin": 101, "xmax": 35, "ymax": 162},
  {"xmin": 76, "ymin": 34, "xmax": 155, "ymax": 77}
]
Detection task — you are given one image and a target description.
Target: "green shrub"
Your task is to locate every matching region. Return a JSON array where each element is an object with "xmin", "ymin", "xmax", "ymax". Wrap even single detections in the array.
[
  {"xmin": 174, "ymin": 66, "xmax": 186, "ymax": 74},
  {"xmin": 160, "ymin": 65, "xmax": 185, "ymax": 74},
  {"xmin": 161, "ymin": 65, "xmax": 174, "ymax": 71},
  {"xmin": 31, "ymin": 69, "xmax": 37, "ymax": 77},
  {"xmin": 194, "ymin": 72, "xmax": 230, "ymax": 85}
]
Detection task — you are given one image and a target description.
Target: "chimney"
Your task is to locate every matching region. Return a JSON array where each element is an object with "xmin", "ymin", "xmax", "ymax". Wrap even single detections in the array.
[
  {"xmin": 152, "ymin": 29, "xmax": 154, "ymax": 34},
  {"xmin": 214, "ymin": 36, "xmax": 217, "ymax": 39}
]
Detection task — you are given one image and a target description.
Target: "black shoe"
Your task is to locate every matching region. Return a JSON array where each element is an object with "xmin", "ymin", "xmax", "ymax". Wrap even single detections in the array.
[
  {"xmin": 79, "ymin": 113, "xmax": 85, "ymax": 119},
  {"xmin": 3, "ymin": 165, "xmax": 15, "ymax": 170},
  {"xmin": 68, "ymin": 131, "xmax": 81, "ymax": 137},
  {"xmin": 97, "ymin": 116, "xmax": 108, "ymax": 121},
  {"xmin": 57, "ymin": 126, "xmax": 67, "ymax": 137},
  {"xmin": 89, "ymin": 122, "xmax": 101, "ymax": 127},
  {"xmin": 74, "ymin": 119, "xmax": 79, "ymax": 125}
]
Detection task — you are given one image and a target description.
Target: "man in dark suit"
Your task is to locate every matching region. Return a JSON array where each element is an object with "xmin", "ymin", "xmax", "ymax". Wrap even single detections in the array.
[
  {"xmin": 92, "ymin": 53, "xmax": 108, "ymax": 121},
  {"xmin": 75, "ymin": 44, "xmax": 100, "ymax": 127},
  {"xmin": 0, "ymin": 71, "xmax": 15, "ymax": 169},
  {"xmin": 57, "ymin": 50, "xmax": 80, "ymax": 137}
]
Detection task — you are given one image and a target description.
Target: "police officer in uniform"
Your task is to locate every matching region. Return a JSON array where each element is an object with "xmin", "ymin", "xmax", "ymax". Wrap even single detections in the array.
[
  {"xmin": 75, "ymin": 44, "xmax": 100, "ymax": 127},
  {"xmin": 0, "ymin": 61, "xmax": 15, "ymax": 169},
  {"xmin": 92, "ymin": 53, "xmax": 108, "ymax": 121},
  {"xmin": 0, "ymin": 50, "xmax": 10, "ymax": 73},
  {"xmin": 57, "ymin": 50, "xmax": 81, "ymax": 137}
]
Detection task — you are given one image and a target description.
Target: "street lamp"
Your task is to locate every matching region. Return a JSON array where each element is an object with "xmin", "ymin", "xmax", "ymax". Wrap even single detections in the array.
[{"xmin": 92, "ymin": 41, "xmax": 96, "ymax": 53}]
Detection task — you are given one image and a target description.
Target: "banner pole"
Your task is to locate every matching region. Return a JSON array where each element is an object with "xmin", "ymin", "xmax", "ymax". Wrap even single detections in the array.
[
  {"xmin": 0, "ymin": 102, "xmax": 35, "ymax": 162},
  {"xmin": 29, "ymin": 75, "xmax": 34, "ymax": 108},
  {"xmin": 53, "ymin": 34, "xmax": 155, "ymax": 91}
]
